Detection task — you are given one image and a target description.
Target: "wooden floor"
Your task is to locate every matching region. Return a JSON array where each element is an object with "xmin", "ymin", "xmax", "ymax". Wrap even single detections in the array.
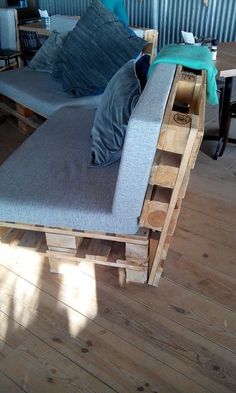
[{"xmin": 0, "ymin": 101, "xmax": 236, "ymax": 392}]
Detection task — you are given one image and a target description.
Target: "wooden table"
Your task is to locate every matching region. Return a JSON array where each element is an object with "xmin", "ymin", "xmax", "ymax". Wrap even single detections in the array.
[
  {"xmin": 18, "ymin": 21, "xmax": 51, "ymax": 36},
  {"xmin": 205, "ymin": 42, "xmax": 236, "ymax": 159}
]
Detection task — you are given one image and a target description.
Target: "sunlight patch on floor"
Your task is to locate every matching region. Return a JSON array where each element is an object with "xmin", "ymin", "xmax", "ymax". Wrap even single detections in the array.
[
  {"xmin": 58, "ymin": 262, "xmax": 98, "ymax": 337},
  {"xmin": 0, "ymin": 243, "xmax": 42, "ymax": 338}
]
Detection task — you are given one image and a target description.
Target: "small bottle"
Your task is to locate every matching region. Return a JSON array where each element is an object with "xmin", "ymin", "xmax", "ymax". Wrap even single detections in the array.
[{"xmin": 211, "ymin": 39, "xmax": 218, "ymax": 61}]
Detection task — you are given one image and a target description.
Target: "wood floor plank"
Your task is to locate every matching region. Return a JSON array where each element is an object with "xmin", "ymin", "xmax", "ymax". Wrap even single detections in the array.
[
  {"xmin": 0, "ymin": 369, "xmax": 25, "ymax": 393},
  {"xmin": 1, "ymin": 262, "xmax": 236, "ymax": 393},
  {"xmin": 0, "ymin": 264, "xmax": 213, "ymax": 393},
  {"xmin": 163, "ymin": 254, "xmax": 236, "ymax": 311},
  {"xmin": 0, "ymin": 326, "xmax": 115, "ymax": 393},
  {"xmin": 177, "ymin": 206, "xmax": 236, "ymax": 250},
  {"xmin": 74, "ymin": 257, "xmax": 236, "ymax": 356},
  {"xmin": 188, "ymin": 172, "xmax": 236, "ymax": 204},
  {"xmin": 183, "ymin": 191, "xmax": 236, "ymax": 226},
  {"xmin": 170, "ymin": 227, "xmax": 236, "ymax": 278}
]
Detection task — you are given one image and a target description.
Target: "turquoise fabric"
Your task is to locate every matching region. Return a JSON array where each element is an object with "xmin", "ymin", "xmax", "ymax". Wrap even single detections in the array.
[
  {"xmin": 148, "ymin": 44, "xmax": 218, "ymax": 105},
  {"xmin": 101, "ymin": 0, "xmax": 128, "ymax": 25}
]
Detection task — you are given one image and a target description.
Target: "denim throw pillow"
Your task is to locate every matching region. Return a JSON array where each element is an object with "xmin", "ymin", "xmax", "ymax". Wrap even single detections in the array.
[
  {"xmin": 52, "ymin": 0, "xmax": 146, "ymax": 97},
  {"xmin": 29, "ymin": 31, "xmax": 67, "ymax": 73},
  {"xmin": 90, "ymin": 60, "xmax": 141, "ymax": 167}
]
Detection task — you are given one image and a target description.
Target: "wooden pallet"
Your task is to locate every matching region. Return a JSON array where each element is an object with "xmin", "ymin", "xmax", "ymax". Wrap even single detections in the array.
[
  {"xmin": 140, "ymin": 65, "xmax": 206, "ymax": 285},
  {"xmin": 0, "ymin": 225, "xmax": 150, "ymax": 284},
  {"xmin": 0, "ymin": 65, "xmax": 206, "ymax": 286}
]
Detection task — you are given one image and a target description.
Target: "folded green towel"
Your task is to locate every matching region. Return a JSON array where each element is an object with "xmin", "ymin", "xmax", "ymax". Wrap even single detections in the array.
[{"xmin": 148, "ymin": 44, "xmax": 218, "ymax": 105}]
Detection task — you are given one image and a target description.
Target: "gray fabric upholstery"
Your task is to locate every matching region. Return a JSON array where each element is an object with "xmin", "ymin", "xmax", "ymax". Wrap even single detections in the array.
[
  {"xmin": 0, "ymin": 68, "xmax": 101, "ymax": 118},
  {"xmin": 0, "ymin": 9, "xmax": 17, "ymax": 50},
  {"xmin": 0, "ymin": 64, "xmax": 176, "ymax": 234},
  {"xmin": 29, "ymin": 31, "xmax": 68, "ymax": 73},
  {"xmin": 112, "ymin": 63, "xmax": 176, "ymax": 216},
  {"xmin": 90, "ymin": 60, "xmax": 141, "ymax": 166},
  {"xmin": 50, "ymin": 15, "xmax": 78, "ymax": 33},
  {"xmin": 0, "ymin": 106, "xmax": 138, "ymax": 234},
  {"xmin": 53, "ymin": 0, "xmax": 146, "ymax": 97}
]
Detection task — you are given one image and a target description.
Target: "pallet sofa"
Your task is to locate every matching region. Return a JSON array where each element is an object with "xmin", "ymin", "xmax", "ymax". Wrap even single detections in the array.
[{"xmin": 0, "ymin": 59, "xmax": 206, "ymax": 286}]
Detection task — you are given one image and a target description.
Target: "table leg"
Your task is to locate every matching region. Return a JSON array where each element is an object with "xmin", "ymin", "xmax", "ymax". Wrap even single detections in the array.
[{"xmin": 214, "ymin": 77, "xmax": 233, "ymax": 159}]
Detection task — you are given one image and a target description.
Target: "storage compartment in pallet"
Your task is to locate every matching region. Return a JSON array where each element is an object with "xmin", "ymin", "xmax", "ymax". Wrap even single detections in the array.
[
  {"xmin": 149, "ymin": 151, "xmax": 182, "ymax": 188},
  {"xmin": 47, "ymin": 237, "xmax": 149, "ymax": 268}
]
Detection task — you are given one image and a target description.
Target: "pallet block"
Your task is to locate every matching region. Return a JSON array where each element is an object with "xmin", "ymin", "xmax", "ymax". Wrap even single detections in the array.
[{"xmin": 0, "ymin": 66, "xmax": 206, "ymax": 285}]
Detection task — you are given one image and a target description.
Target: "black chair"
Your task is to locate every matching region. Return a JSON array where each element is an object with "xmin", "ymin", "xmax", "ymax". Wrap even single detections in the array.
[{"xmin": 19, "ymin": 30, "xmax": 46, "ymax": 66}]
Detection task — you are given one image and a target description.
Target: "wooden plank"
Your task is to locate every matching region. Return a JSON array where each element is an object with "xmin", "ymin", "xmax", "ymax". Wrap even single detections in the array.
[
  {"xmin": 162, "ymin": 112, "xmax": 192, "ymax": 154},
  {"xmin": 0, "ymin": 320, "xmax": 114, "ymax": 392},
  {"xmin": 157, "ymin": 66, "xmax": 183, "ymax": 150},
  {"xmin": 85, "ymin": 239, "xmax": 112, "ymax": 262},
  {"xmin": 143, "ymin": 29, "xmax": 158, "ymax": 62},
  {"xmin": 0, "ymin": 222, "xmax": 149, "ymax": 245},
  {"xmin": 164, "ymin": 253, "xmax": 236, "ymax": 312},
  {"xmin": 183, "ymin": 191, "xmax": 236, "ymax": 227},
  {"xmin": 46, "ymin": 250, "xmax": 146, "ymax": 271},
  {"xmin": 171, "ymin": 227, "xmax": 236, "ymax": 279},
  {"xmin": 177, "ymin": 206, "xmax": 236, "ymax": 250},
  {"xmin": 0, "ymin": 370, "xmax": 25, "ymax": 393}
]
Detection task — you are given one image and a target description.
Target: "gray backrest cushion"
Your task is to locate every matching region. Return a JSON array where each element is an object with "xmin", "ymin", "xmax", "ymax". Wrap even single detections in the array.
[
  {"xmin": 52, "ymin": 0, "xmax": 147, "ymax": 97},
  {"xmin": 112, "ymin": 63, "xmax": 177, "ymax": 216},
  {"xmin": 0, "ymin": 8, "xmax": 17, "ymax": 50},
  {"xmin": 90, "ymin": 60, "xmax": 141, "ymax": 167},
  {"xmin": 28, "ymin": 31, "xmax": 67, "ymax": 73}
]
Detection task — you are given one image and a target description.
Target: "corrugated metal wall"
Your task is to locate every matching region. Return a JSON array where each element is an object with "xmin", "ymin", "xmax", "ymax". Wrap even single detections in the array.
[{"xmin": 38, "ymin": 0, "xmax": 235, "ymax": 48}]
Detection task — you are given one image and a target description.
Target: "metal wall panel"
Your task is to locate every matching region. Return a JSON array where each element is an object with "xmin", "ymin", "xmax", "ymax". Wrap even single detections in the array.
[{"xmin": 39, "ymin": 0, "xmax": 236, "ymax": 48}]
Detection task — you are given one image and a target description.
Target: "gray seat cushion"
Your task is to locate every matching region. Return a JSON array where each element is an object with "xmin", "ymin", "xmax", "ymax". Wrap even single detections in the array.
[
  {"xmin": 0, "ymin": 106, "xmax": 139, "ymax": 234},
  {"xmin": 0, "ymin": 68, "xmax": 101, "ymax": 118}
]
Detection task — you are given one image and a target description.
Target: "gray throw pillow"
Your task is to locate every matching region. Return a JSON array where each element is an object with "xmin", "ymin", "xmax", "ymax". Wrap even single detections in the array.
[
  {"xmin": 28, "ymin": 31, "xmax": 67, "ymax": 73},
  {"xmin": 90, "ymin": 60, "xmax": 141, "ymax": 166},
  {"xmin": 52, "ymin": 0, "xmax": 146, "ymax": 96}
]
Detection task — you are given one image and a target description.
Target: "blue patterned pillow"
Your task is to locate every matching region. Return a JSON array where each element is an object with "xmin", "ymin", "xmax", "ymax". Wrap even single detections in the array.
[
  {"xmin": 52, "ymin": 0, "xmax": 146, "ymax": 97},
  {"xmin": 90, "ymin": 60, "xmax": 141, "ymax": 166}
]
